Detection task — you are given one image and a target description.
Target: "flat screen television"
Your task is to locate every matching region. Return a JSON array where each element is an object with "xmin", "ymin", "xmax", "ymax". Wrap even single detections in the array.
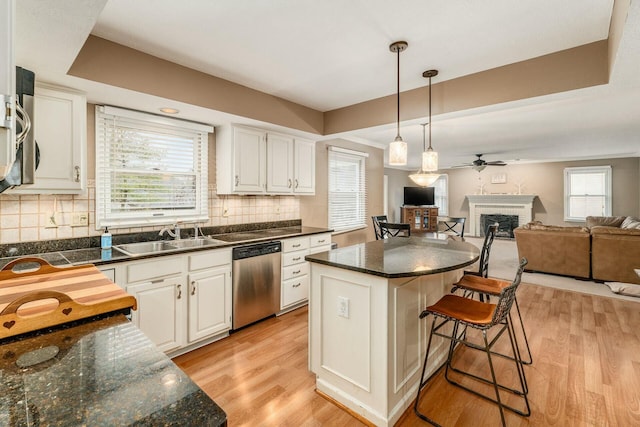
[{"xmin": 404, "ymin": 186, "xmax": 435, "ymax": 206}]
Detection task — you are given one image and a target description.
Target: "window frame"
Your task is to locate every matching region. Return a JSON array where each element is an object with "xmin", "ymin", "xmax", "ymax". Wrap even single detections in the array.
[
  {"xmin": 95, "ymin": 105, "xmax": 212, "ymax": 229},
  {"xmin": 563, "ymin": 165, "xmax": 612, "ymax": 222},
  {"xmin": 327, "ymin": 146, "xmax": 368, "ymax": 234},
  {"xmin": 432, "ymin": 174, "xmax": 449, "ymax": 216}
]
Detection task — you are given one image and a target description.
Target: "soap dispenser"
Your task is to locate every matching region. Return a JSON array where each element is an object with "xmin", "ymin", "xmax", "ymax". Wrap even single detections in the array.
[{"xmin": 101, "ymin": 227, "xmax": 112, "ymax": 250}]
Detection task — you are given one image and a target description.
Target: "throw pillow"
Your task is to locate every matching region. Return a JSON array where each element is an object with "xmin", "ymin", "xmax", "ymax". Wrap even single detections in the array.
[
  {"xmin": 621, "ymin": 216, "xmax": 640, "ymax": 229},
  {"xmin": 605, "ymin": 282, "xmax": 640, "ymax": 298}
]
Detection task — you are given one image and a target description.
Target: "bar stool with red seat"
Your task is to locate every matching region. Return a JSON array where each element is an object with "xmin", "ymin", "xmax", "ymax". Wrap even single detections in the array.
[{"xmin": 414, "ymin": 258, "xmax": 530, "ymax": 427}]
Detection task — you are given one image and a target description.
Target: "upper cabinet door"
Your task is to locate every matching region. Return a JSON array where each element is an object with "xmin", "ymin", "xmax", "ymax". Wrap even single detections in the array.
[
  {"xmin": 233, "ymin": 126, "xmax": 266, "ymax": 193},
  {"xmin": 293, "ymin": 139, "xmax": 315, "ymax": 194},
  {"xmin": 12, "ymin": 83, "xmax": 86, "ymax": 194},
  {"xmin": 266, "ymin": 132, "xmax": 294, "ymax": 193},
  {"xmin": 0, "ymin": 0, "xmax": 15, "ymax": 180}
]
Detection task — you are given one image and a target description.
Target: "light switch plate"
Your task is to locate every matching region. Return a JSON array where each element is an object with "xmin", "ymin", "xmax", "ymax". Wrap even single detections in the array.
[{"xmin": 72, "ymin": 212, "xmax": 89, "ymax": 227}]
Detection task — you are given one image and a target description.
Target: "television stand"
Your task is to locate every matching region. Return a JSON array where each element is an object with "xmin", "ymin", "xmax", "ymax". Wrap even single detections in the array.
[{"xmin": 401, "ymin": 206, "xmax": 439, "ymax": 233}]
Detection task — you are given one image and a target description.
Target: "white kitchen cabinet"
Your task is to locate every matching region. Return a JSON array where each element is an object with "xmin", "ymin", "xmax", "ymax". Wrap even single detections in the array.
[
  {"xmin": 121, "ymin": 248, "xmax": 232, "ymax": 354},
  {"xmin": 280, "ymin": 236, "xmax": 310, "ymax": 311},
  {"xmin": 217, "ymin": 124, "xmax": 315, "ymax": 195},
  {"xmin": 293, "ymin": 138, "xmax": 315, "ymax": 194},
  {"xmin": 128, "ymin": 276, "xmax": 186, "ymax": 353},
  {"xmin": 12, "ymin": 82, "xmax": 86, "ymax": 194},
  {"xmin": 216, "ymin": 125, "xmax": 266, "ymax": 194},
  {"xmin": 187, "ymin": 251, "xmax": 232, "ymax": 342},
  {"xmin": 266, "ymin": 132, "xmax": 294, "ymax": 192},
  {"xmin": 0, "ymin": 0, "xmax": 15, "ymax": 180}
]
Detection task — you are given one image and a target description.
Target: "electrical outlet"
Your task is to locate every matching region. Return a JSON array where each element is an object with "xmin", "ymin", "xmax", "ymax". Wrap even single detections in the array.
[
  {"xmin": 222, "ymin": 208, "xmax": 229, "ymax": 217},
  {"xmin": 337, "ymin": 296, "xmax": 350, "ymax": 319},
  {"xmin": 45, "ymin": 213, "xmax": 58, "ymax": 228},
  {"xmin": 72, "ymin": 212, "xmax": 89, "ymax": 227}
]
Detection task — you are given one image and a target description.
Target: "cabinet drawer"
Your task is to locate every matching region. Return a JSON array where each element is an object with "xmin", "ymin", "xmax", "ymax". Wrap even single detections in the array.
[
  {"xmin": 310, "ymin": 233, "xmax": 331, "ymax": 247},
  {"xmin": 282, "ymin": 237, "xmax": 309, "ymax": 252},
  {"xmin": 282, "ymin": 249, "xmax": 309, "ymax": 266},
  {"xmin": 127, "ymin": 256, "xmax": 183, "ymax": 283},
  {"xmin": 282, "ymin": 275, "xmax": 309, "ymax": 308},
  {"xmin": 188, "ymin": 248, "xmax": 232, "ymax": 271},
  {"xmin": 283, "ymin": 262, "xmax": 309, "ymax": 281}
]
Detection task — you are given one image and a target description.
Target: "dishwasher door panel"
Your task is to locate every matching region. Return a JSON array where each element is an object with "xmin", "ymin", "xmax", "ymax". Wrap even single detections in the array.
[{"xmin": 232, "ymin": 252, "xmax": 281, "ymax": 329}]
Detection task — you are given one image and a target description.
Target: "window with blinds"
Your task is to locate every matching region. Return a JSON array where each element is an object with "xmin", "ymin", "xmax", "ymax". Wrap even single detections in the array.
[
  {"xmin": 432, "ymin": 174, "xmax": 449, "ymax": 216},
  {"xmin": 564, "ymin": 166, "xmax": 611, "ymax": 221},
  {"xmin": 95, "ymin": 105, "xmax": 211, "ymax": 228},
  {"xmin": 328, "ymin": 146, "xmax": 367, "ymax": 233}
]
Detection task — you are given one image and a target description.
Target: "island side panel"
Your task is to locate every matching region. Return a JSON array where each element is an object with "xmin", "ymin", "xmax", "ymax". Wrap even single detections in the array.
[{"xmin": 309, "ymin": 263, "xmax": 461, "ymax": 427}]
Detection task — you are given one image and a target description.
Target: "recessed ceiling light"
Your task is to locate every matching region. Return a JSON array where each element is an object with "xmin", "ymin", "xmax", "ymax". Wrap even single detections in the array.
[{"xmin": 160, "ymin": 107, "xmax": 179, "ymax": 114}]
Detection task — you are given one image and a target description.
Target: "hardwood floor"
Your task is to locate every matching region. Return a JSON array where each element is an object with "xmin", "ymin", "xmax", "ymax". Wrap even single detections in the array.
[{"xmin": 173, "ymin": 283, "xmax": 640, "ymax": 426}]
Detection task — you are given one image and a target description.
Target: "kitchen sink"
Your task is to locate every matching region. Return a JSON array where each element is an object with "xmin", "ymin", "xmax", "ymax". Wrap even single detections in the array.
[
  {"xmin": 167, "ymin": 238, "xmax": 225, "ymax": 249},
  {"xmin": 114, "ymin": 238, "xmax": 226, "ymax": 256}
]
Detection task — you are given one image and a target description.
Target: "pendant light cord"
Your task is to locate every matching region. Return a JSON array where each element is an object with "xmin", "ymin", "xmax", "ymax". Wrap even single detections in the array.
[
  {"xmin": 396, "ymin": 48, "xmax": 401, "ymax": 139},
  {"xmin": 428, "ymin": 75, "xmax": 432, "ymax": 150}
]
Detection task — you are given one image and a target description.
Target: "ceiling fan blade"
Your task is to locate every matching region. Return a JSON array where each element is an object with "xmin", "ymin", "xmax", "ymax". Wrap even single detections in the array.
[
  {"xmin": 450, "ymin": 163, "xmax": 473, "ymax": 169},
  {"xmin": 486, "ymin": 161, "xmax": 507, "ymax": 166}
]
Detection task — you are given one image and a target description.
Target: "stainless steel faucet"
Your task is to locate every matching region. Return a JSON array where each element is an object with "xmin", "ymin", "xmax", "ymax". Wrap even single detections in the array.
[{"xmin": 159, "ymin": 223, "xmax": 181, "ymax": 240}]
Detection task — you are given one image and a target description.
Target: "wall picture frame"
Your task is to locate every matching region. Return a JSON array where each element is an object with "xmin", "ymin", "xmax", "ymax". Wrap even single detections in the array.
[{"xmin": 491, "ymin": 173, "xmax": 507, "ymax": 184}]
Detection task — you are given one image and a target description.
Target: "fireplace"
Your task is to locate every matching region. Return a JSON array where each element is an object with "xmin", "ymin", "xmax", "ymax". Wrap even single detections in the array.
[
  {"xmin": 466, "ymin": 194, "xmax": 537, "ymax": 237},
  {"xmin": 480, "ymin": 214, "xmax": 519, "ymax": 238}
]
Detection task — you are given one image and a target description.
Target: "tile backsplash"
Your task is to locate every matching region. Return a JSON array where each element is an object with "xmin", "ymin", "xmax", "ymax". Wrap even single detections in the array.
[{"xmin": 0, "ymin": 180, "xmax": 300, "ymax": 244}]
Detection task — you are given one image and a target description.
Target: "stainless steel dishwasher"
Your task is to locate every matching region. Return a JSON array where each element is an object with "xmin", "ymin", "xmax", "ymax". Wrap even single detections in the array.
[{"xmin": 232, "ymin": 241, "xmax": 282, "ymax": 329}]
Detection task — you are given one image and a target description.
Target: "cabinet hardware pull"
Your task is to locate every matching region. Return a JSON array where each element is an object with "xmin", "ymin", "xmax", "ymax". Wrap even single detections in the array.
[
  {"xmin": 235, "ymin": 175, "xmax": 239, "ymax": 186},
  {"xmin": 292, "ymin": 257, "xmax": 301, "ymax": 261},
  {"xmin": 191, "ymin": 281, "xmax": 196, "ymax": 295},
  {"xmin": 177, "ymin": 284, "xmax": 182, "ymax": 299},
  {"xmin": 292, "ymin": 244, "xmax": 301, "ymax": 248},
  {"xmin": 318, "ymin": 239, "xmax": 325, "ymax": 243},
  {"xmin": 288, "ymin": 178, "xmax": 292, "ymax": 188},
  {"xmin": 74, "ymin": 166, "xmax": 80, "ymax": 182},
  {"xmin": 293, "ymin": 283, "xmax": 301, "ymax": 288},
  {"xmin": 295, "ymin": 179, "xmax": 299, "ymax": 188},
  {"xmin": 293, "ymin": 270, "xmax": 301, "ymax": 274}
]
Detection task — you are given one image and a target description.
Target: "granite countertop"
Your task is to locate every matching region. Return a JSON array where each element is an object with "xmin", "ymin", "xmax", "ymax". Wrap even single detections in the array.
[
  {"xmin": 305, "ymin": 235, "xmax": 480, "ymax": 278},
  {"xmin": 0, "ymin": 313, "xmax": 226, "ymax": 426},
  {"xmin": 0, "ymin": 225, "xmax": 332, "ymax": 270}
]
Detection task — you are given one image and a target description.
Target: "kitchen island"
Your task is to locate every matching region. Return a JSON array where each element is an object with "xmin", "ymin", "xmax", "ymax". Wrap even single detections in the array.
[{"xmin": 305, "ymin": 235, "xmax": 479, "ymax": 427}]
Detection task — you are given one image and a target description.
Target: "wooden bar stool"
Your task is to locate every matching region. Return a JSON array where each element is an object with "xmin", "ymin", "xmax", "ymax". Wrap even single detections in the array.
[
  {"xmin": 414, "ymin": 259, "xmax": 530, "ymax": 427},
  {"xmin": 451, "ymin": 224, "xmax": 533, "ymax": 366}
]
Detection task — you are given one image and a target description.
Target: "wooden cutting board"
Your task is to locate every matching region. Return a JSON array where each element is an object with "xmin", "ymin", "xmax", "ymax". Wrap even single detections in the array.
[{"xmin": 0, "ymin": 257, "xmax": 137, "ymax": 339}]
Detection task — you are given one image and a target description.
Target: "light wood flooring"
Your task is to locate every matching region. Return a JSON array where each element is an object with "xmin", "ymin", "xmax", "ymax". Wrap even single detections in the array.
[{"xmin": 173, "ymin": 283, "xmax": 640, "ymax": 426}]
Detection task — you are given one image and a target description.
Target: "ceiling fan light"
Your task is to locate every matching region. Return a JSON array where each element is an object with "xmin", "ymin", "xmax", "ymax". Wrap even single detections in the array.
[
  {"xmin": 422, "ymin": 150, "xmax": 438, "ymax": 172},
  {"xmin": 389, "ymin": 137, "xmax": 407, "ymax": 166},
  {"xmin": 409, "ymin": 172, "xmax": 440, "ymax": 187},
  {"xmin": 473, "ymin": 164, "xmax": 487, "ymax": 172}
]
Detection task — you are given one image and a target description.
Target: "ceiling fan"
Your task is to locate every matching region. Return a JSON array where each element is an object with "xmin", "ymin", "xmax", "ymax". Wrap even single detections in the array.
[{"xmin": 453, "ymin": 154, "xmax": 507, "ymax": 172}]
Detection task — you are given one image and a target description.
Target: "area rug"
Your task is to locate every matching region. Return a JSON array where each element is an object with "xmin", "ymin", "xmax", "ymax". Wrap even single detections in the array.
[{"xmin": 464, "ymin": 236, "xmax": 640, "ymax": 303}]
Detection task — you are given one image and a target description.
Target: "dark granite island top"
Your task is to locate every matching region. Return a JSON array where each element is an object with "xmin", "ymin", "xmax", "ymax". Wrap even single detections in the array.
[
  {"xmin": 305, "ymin": 235, "xmax": 480, "ymax": 278},
  {"xmin": 0, "ymin": 314, "xmax": 226, "ymax": 426}
]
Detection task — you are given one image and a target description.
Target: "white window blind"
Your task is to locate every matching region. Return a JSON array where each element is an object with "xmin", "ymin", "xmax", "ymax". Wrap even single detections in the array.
[
  {"xmin": 564, "ymin": 166, "xmax": 611, "ymax": 221},
  {"xmin": 95, "ymin": 105, "xmax": 212, "ymax": 228},
  {"xmin": 432, "ymin": 174, "xmax": 449, "ymax": 216},
  {"xmin": 328, "ymin": 147, "xmax": 367, "ymax": 232}
]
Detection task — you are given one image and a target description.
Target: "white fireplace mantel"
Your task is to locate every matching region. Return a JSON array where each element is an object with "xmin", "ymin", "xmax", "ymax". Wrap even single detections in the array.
[{"xmin": 466, "ymin": 194, "xmax": 537, "ymax": 236}]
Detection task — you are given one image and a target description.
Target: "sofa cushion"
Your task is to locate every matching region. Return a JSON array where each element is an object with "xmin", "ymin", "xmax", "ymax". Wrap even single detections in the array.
[
  {"xmin": 590, "ymin": 226, "xmax": 640, "ymax": 236},
  {"xmin": 586, "ymin": 216, "xmax": 626, "ymax": 228},
  {"xmin": 519, "ymin": 221, "xmax": 588, "ymax": 232},
  {"xmin": 621, "ymin": 216, "xmax": 640, "ymax": 229}
]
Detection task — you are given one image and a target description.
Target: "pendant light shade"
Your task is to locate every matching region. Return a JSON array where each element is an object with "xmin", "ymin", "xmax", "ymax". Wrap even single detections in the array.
[
  {"xmin": 388, "ymin": 41, "xmax": 408, "ymax": 166},
  {"xmin": 409, "ymin": 69, "xmax": 440, "ymax": 186}
]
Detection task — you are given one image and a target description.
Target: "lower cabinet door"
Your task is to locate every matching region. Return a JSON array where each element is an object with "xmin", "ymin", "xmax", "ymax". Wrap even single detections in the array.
[
  {"xmin": 282, "ymin": 274, "xmax": 310, "ymax": 309},
  {"xmin": 188, "ymin": 266, "xmax": 232, "ymax": 342},
  {"xmin": 128, "ymin": 277, "xmax": 186, "ymax": 353}
]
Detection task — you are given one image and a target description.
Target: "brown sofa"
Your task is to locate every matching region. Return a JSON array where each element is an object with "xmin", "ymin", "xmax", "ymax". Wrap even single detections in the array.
[
  {"xmin": 514, "ymin": 223, "xmax": 591, "ymax": 279},
  {"xmin": 514, "ymin": 216, "xmax": 640, "ymax": 284},
  {"xmin": 590, "ymin": 216, "xmax": 640, "ymax": 284}
]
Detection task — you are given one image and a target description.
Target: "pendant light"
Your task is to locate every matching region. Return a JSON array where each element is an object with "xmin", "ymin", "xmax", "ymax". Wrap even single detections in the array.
[
  {"xmin": 409, "ymin": 69, "xmax": 440, "ymax": 187},
  {"xmin": 388, "ymin": 41, "xmax": 408, "ymax": 166}
]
